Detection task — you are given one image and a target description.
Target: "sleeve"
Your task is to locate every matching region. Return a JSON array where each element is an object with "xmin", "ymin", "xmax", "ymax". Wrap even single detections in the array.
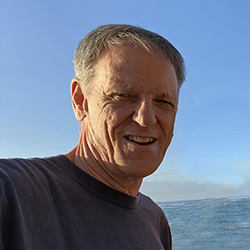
[
  {"xmin": 0, "ymin": 165, "xmax": 13, "ymax": 249},
  {"xmin": 153, "ymin": 203, "xmax": 172, "ymax": 250},
  {"xmin": 0, "ymin": 160, "xmax": 27, "ymax": 249},
  {"xmin": 159, "ymin": 212, "xmax": 172, "ymax": 250}
]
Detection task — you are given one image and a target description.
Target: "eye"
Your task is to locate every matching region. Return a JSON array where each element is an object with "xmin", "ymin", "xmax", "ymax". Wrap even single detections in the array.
[
  {"xmin": 157, "ymin": 99, "xmax": 168, "ymax": 103},
  {"xmin": 115, "ymin": 93, "xmax": 128, "ymax": 98},
  {"xmin": 111, "ymin": 93, "xmax": 129, "ymax": 100},
  {"xmin": 104, "ymin": 91, "xmax": 137, "ymax": 103},
  {"xmin": 155, "ymin": 98, "xmax": 175, "ymax": 110},
  {"xmin": 156, "ymin": 98, "xmax": 170, "ymax": 104}
]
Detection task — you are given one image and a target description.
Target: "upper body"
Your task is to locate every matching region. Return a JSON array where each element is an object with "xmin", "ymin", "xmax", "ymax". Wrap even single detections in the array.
[
  {"xmin": 0, "ymin": 24, "xmax": 185, "ymax": 249},
  {"xmin": 0, "ymin": 155, "xmax": 171, "ymax": 250}
]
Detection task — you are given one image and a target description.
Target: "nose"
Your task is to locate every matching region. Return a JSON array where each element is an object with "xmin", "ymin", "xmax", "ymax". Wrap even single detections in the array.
[{"xmin": 132, "ymin": 99, "xmax": 157, "ymax": 127}]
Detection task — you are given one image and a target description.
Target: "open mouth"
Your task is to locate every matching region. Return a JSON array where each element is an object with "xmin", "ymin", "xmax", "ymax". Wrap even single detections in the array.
[{"xmin": 125, "ymin": 136, "xmax": 155, "ymax": 145}]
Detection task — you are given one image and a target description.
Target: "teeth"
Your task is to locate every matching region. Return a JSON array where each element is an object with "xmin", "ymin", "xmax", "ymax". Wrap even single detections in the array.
[{"xmin": 127, "ymin": 136, "xmax": 154, "ymax": 143}]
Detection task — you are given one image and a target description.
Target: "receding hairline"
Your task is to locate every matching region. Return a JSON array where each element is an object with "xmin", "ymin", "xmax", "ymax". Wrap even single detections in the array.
[{"xmin": 73, "ymin": 24, "xmax": 186, "ymax": 92}]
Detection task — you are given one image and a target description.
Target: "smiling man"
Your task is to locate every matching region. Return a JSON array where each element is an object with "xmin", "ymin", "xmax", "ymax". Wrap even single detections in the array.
[{"xmin": 0, "ymin": 24, "xmax": 185, "ymax": 250}]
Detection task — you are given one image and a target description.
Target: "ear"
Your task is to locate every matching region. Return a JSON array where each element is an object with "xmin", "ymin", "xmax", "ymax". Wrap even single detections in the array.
[{"xmin": 71, "ymin": 78, "xmax": 88, "ymax": 121}]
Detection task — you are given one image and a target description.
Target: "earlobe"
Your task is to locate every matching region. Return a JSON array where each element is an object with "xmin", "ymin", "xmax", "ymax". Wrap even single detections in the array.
[{"xmin": 71, "ymin": 78, "xmax": 87, "ymax": 121}]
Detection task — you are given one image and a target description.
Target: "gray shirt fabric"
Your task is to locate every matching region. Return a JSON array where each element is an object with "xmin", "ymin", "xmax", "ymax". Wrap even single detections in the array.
[{"xmin": 0, "ymin": 155, "xmax": 172, "ymax": 250}]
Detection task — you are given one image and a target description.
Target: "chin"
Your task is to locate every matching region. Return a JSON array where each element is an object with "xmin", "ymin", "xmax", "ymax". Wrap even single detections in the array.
[{"xmin": 120, "ymin": 161, "xmax": 160, "ymax": 178}]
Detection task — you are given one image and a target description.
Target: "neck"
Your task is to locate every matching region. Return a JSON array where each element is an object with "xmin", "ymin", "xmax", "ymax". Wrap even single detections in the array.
[{"xmin": 65, "ymin": 134, "xmax": 142, "ymax": 197}]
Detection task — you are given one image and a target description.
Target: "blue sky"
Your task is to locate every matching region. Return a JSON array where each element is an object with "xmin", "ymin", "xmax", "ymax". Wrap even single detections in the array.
[{"xmin": 1, "ymin": 0, "xmax": 250, "ymax": 201}]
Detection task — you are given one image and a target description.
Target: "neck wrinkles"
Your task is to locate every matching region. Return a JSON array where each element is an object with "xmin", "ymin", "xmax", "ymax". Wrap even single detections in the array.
[{"xmin": 73, "ymin": 129, "xmax": 142, "ymax": 197}]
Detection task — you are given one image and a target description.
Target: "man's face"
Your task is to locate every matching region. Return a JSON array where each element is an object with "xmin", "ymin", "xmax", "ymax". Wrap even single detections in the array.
[{"xmin": 82, "ymin": 44, "xmax": 179, "ymax": 180}]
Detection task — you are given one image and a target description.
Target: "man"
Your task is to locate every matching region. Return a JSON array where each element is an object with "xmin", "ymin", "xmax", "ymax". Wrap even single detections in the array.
[{"xmin": 0, "ymin": 24, "xmax": 185, "ymax": 249}]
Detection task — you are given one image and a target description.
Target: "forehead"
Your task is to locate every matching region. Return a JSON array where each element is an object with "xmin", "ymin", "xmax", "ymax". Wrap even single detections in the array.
[{"xmin": 93, "ymin": 44, "xmax": 178, "ymax": 95}]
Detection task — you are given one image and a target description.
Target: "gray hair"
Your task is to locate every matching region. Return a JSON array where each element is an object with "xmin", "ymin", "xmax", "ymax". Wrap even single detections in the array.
[{"xmin": 74, "ymin": 24, "xmax": 186, "ymax": 92}]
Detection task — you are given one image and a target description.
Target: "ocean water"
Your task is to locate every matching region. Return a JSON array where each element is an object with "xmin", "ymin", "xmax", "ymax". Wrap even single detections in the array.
[{"xmin": 158, "ymin": 196, "xmax": 250, "ymax": 250}]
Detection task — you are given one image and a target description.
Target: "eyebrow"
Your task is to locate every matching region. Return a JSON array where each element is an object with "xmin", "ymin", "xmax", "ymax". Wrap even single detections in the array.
[
  {"xmin": 104, "ymin": 74, "xmax": 178, "ymax": 99},
  {"xmin": 104, "ymin": 80, "xmax": 134, "ymax": 93},
  {"xmin": 156, "ymin": 90, "xmax": 177, "ymax": 98}
]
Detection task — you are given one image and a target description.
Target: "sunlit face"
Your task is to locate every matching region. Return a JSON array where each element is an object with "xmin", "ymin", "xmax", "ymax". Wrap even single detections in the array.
[{"xmin": 83, "ymin": 44, "xmax": 179, "ymax": 180}]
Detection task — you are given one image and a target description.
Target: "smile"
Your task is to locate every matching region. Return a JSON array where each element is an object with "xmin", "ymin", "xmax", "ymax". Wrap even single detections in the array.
[{"xmin": 126, "ymin": 136, "xmax": 155, "ymax": 145}]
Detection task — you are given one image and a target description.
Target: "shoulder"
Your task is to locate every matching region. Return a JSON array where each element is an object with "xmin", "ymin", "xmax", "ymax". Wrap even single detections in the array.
[
  {"xmin": 139, "ymin": 192, "xmax": 165, "ymax": 214},
  {"xmin": 0, "ymin": 157, "xmax": 43, "ymax": 192},
  {"xmin": 139, "ymin": 192, "xmax": 172, "ymax": 248},
  {"xmin": 139, "ymin": 192, "xmax": 169, "ymax": 225},
  {"xmin": 1, "ymin": 157, "xmax": 43, "ymax": 180},
  {"xmin": 0, "ymin": 155, "xmax": 67, "ymax": 191},
  {"xmin": 0, "ymin": 155, "xmax": 66, "ymax": 177},
  {"xmin": 0, "ymin": 155, "xmax": 71, "ymax": 214},
  {"xmin": 0, "ymin": 157, "xmax": 38, "ymax": 181}
]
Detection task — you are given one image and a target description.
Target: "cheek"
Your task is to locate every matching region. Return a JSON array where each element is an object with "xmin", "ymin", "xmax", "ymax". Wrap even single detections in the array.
[
  {"xmin": 98, "ymin": 109, "xmax": 120, "ymax": 141},
  {"xmin": 160, "ymin": 113, "xmax": 176, "ymax": 138},
  {"xmin": 105, "ymin": 115, "xmax": 122, "ymax": 143},
  {"xmin": 106, "ymin": 106, "xmax": 130, "ymax": 129}
]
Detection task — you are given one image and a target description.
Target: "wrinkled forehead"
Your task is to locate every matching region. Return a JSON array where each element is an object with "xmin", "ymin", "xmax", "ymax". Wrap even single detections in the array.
[
  {"xmin": 93, "ymin": 44, "xmax": 178, "ymax": 98},
  {"xmin": 99, "ymin": 42, "xmax": 170, "ymax": 65},
  {"xmin": 96, "ymin": 44, "xmax": 176, "ymax": 78}
]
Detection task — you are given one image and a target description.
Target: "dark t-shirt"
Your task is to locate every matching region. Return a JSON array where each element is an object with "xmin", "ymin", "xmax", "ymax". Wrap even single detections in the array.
[{"xmin": 0, "ymin": 155, "xmax": 171, "ymax": 250}]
